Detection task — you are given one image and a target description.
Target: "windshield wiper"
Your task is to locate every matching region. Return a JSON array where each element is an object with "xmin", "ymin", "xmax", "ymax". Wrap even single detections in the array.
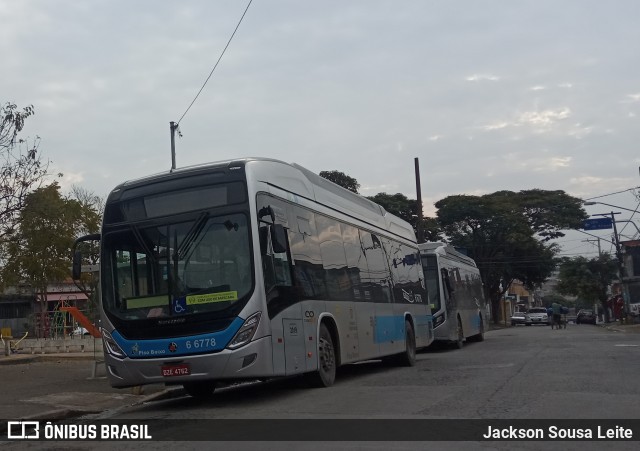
[{"xmin": 178, "ymin": 212, "xmax": 209, "ymax": 260}]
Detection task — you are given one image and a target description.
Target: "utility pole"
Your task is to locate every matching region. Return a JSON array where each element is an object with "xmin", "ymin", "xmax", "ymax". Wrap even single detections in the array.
[
  {"xmin": 170, "ymin": 121, "xmax": 178, "ymax": 172},
  {"xmin": 414, "ymin": 157, "xmax": 424, "ymax": 243},
  {"xmin": 593, "ymin": 211, "xmax": 623, "ymax": 323},
  {"xmin": 582, "ymin": 238, "xmax": 602, "ymax": 255}
]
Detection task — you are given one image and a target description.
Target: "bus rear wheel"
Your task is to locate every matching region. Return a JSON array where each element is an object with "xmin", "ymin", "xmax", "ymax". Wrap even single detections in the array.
[
  {"xmin": 454, "ymin": 317, "xmax": 464, "ymax": 349},
  {"xmin": 469, "ymin": 315, "xmax": 485, "ymax": 342},
  {"xmin": 399, "ymin": 320, "xmax": 416, "ymax": 366},
  {"xmin": 183, "ymin": 380, "xmax": 217, "ymax": 399},
  {"xmin": 306, "ymin": 323, "xmax": 336, "ymax": 388}
]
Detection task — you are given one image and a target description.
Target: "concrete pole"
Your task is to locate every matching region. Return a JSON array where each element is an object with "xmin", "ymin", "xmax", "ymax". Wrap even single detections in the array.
[{"xmin": 170, "ymin": 121, "xmax": 177, "ymax": 171}]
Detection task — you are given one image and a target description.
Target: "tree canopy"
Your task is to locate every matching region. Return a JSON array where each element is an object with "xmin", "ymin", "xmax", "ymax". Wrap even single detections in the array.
[
  {"xmin": 556, "ymin": 254, "xmax": 618, "ymax": 321},
  {"xmin": 0, "ymin": 184, "xmax": 101, "ymax": 296},
  {"xmin": 1, "ymin": 102, "xmax": 49, "ymax": 244},
  {"xmin": 435, "ymin": 189, "xmax": 587, "ymax": 323},
  {"xmin": 319, "ymin": 170, "xmax": 360, "ymax": 194},
  {"xmin": 367, "ymin": 192, "xmax": 441, "ymax": 242}
]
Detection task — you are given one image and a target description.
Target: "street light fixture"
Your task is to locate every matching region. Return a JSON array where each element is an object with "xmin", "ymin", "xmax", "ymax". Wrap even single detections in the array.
[{"xmin": 583, "ymin": 201, "xmax": 638, "ymax": 213}]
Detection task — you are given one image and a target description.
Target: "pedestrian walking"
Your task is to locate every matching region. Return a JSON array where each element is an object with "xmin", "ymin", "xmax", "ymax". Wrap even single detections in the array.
[{"xmin": 551, "ymin": 302, "xmax": 563, "ymax": 329}]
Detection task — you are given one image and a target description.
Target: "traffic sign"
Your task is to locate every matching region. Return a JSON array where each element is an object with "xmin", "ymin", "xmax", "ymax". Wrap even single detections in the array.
[{"xmin": 582, "ymin": 217, "xmax": 612, "ymax": 230}]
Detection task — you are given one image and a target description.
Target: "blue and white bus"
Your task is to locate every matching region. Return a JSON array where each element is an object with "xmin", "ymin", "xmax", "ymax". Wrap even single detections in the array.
[
  {"xmin": 419, "ymin": 242, "xmax": 487, "ymax": 349},
  {"xmin": 73, "ymin": 158, "xmax": 433, "ymax": 397}
]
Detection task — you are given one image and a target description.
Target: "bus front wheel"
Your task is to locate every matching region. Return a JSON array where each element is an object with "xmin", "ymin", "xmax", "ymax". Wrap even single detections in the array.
[{"xmin": 306, "ymin": 322, "xmax": 336, "ymax": 388}]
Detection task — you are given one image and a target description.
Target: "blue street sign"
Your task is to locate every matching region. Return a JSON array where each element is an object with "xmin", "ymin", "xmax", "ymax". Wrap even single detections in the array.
[{"xmin": 582, "ymin": 217, "xmax": 613, "ymax": 230}]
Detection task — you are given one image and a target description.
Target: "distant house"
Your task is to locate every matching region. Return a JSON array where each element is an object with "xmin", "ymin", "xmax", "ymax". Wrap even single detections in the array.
[{"xmin": 0, "ymin": 279, "xmax": 90, "ymax": 338}]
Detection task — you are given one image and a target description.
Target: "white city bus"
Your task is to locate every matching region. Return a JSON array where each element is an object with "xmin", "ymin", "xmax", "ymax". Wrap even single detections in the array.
[
  {"xmin": 419, "ymin": 242, "xmax": 487, "ymax": 348},
  {"xmin": 73, "ymin": 158, "xmax": 433, "ymax": 397}
]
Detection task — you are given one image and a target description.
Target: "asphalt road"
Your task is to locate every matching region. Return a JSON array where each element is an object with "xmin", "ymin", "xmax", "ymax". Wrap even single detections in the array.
[
  {"xmin": 0, "ymin": 354, "xmax": 167, "ymax": 420},
  {"xmin": 2, "ymin": 323, "xmax": 640, "ymax": 450}
]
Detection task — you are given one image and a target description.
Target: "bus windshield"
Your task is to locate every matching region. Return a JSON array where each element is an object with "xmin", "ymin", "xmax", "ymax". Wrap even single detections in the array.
[{"xmin": 102, "ymin": 213, "xmax": 253, "ymax": 321}]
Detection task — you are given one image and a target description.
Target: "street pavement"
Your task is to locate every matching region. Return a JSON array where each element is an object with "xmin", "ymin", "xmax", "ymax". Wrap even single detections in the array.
[
  {"xmin": 1, "ymin": 321, "xmax": 639, "ymax": 421},
  {"xmin": 0, "ymin": 347, "xmax": 171, "ymax": 421}
]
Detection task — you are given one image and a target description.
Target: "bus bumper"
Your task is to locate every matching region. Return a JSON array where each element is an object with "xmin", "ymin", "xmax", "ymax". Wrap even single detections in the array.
[{"xmin": 104, "ymin": 335, "xmax": 274, "ymax": 388}]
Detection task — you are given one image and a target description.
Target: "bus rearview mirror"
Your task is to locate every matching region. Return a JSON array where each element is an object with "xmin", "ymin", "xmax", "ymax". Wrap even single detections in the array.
[
  {"xmin": 271, "ymin": 224, "xmax": 287, "ymax": 254},
  {"xmin": 72, "ymin": 250, "xmax": 83, "ymax": 280}
]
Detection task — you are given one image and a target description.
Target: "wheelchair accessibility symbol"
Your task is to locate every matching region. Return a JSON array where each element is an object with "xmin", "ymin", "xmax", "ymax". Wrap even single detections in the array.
[{"xmin": 172, "ymin": 298, "xmax": 187, "ymax": 314}]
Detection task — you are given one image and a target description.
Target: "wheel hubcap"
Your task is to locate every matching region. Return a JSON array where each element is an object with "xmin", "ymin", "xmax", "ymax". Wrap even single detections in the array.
[{"xmin": 319, "ymin": 338, "xmax": 334, "ymax": 371}]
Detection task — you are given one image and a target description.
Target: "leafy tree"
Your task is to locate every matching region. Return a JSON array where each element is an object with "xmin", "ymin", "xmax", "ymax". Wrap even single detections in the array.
[
  {"xmin": 556, "ymin": 254, "xmax": 618, "ymax": 322},
  {"xmin": 540, "ymin": 292, "xmax": 572, "ymax": 308},
  {"xmin": 436, "ymin": 190, "xmax": 587, "ymax": 324},
  {"xmin": 319, "ymin": 170, "xmax": 360, "ymax": 193},
  {"xmin": 418, "ymin": 216, "xmax": 442, "ymax": 242},
  {"xmin": 1, "ymin": 103, "xmax": 49, "ymax": 245},
  {"xmin": 367, "ymin": 192, "xmax": 442, "ymax": 242},
  {"xmin": 69, "ymin": 185, "xmax": 103, "ymax": 323},
  {"xmin": 317, "ymin": 171, "xmax": 442, "ymax": 240},
  {"xmin": 0, "ymin": 184, "xmax": 101, "ymax": 331},
  {"xmin": 367, "ymin": 192, "xmax": 418, "ymax": 222}
]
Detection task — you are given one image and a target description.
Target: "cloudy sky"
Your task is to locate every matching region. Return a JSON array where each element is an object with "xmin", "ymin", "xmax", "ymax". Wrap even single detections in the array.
[{"xmin": 3, "ymin": 0, "xmax": 640, "ymax": 257}]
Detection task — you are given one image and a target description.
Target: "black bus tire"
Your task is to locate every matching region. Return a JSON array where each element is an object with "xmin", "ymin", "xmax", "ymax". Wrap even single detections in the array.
[{"xmin": 306, "ymin": 322, "xmax": 336, "ymax": 388}]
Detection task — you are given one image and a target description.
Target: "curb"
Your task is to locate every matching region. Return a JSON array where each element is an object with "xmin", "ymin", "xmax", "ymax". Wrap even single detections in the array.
[
  {"xmin": 0, "ymin": 353, "xmax": 102, "ymax": 365},
  {"xmin": 16, "ymin": 387, "xmax": 180, "ymax": 422}
]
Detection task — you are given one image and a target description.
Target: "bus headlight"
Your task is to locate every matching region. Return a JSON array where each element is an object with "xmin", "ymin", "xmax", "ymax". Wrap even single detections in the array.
[
  {"xmin": 433, "ymin": 314, "xmax": 445, "ymax": 328},
  {"xmin": 101, "ymin": 328, "xmax": 126, "ymax": 359},
  {"xmin": 227, "ymin": 312, "xmax": 262, "ymax": 350}
]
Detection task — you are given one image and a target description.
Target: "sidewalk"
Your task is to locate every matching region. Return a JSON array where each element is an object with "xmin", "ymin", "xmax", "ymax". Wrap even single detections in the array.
[
  {"xmin": 0, "ymin": 345, "xmax": 172, "ymax": 420},
  {"xmin": 603, "ymin": 321, "xmax": 640, "ymax": 333}
]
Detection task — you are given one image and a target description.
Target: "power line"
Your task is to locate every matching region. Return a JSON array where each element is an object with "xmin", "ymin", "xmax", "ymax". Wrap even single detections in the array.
[
  {"xmin": 584, "ymin": 187, "xmax": 640, "ymax": 201},
  {"xmin": 616, "ymin": 199, "xmax": 640, "ymax": 237},
  {"xmin": 176, "ymin": 0, "xmax": 253, "ymax": 126}
]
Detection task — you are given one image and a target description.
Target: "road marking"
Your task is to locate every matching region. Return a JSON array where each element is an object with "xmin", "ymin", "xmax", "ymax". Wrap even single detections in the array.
[
  {"xmin": 459, "ymin": 363, "xmax": 515, "ymax": 369},
  {"xmin": 614, "ymin": 344, "xmax": 639, "ymax": 347}
]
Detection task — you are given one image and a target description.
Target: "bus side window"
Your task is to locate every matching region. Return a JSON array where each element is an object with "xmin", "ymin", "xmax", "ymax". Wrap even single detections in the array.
[
  {"xmin": 259, "ymin": 224, "xmax": 293, "ymax": 293},
  {"xmin": 441, "ymin": 268, "xmax": 454, "ymax": 297}
]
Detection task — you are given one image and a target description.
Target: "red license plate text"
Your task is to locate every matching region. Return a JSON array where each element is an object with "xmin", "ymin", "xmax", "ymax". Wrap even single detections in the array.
[{"xmin": 161, "ymin": 364, "xmax": 191, "ymax": 377}]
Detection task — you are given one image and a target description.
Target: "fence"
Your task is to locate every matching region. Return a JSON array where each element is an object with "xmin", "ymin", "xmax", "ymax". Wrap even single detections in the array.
[{"xmin": 8, "ymin": 336, "xmax": 103, "ymax": 355}]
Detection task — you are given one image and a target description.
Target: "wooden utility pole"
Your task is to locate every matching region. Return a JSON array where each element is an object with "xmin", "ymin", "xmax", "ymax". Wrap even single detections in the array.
[{"xmin": 414, "ymin": 157, "xmax": 423, "ymax": 242}]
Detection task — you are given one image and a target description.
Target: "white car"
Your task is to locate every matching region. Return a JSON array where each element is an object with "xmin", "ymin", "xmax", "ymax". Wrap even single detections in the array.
[
  {"xmin": 510, "ymin": 311, "xmax": 532, "ymax": 326},
  {"xmin": 528, "ymin": 307, "xmax": 549, "ymax": 325},
  {"xmin": 71, "ymin": 326, "xmax": 90, "ymax": 336}
]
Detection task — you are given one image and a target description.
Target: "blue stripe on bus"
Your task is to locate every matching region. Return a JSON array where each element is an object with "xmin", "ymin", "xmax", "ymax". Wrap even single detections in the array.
[
  {"xmin": 111, "ymin": 317, "xmax": 245, "ymax": 359},
  {"xmin": 374, "ymin": 316, "xmax": 405, "ymax": 343},
  {"xmin": 374, "ymin": 315, "xmax": 433, "ymax": 343}
]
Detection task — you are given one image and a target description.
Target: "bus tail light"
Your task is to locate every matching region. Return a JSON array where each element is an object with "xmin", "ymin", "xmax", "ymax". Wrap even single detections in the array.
[
  {"xmin": 102, "ymin": 329, "xmax": 126, "ymax": 359},
  {"xmin": 227, "ymin": 312, "xmax": 262, "ymax": 350}
]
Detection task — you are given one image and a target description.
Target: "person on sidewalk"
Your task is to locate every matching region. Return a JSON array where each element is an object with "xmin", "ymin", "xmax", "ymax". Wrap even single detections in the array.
[{"xmin": 551, "ymin": 302, "xmax": 563, "ymax": 329}]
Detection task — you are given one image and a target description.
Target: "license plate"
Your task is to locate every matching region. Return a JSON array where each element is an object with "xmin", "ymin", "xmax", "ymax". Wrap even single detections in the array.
[{"xmin": 161, "ymin": 364, "xmax": 191, "ymax": 377}]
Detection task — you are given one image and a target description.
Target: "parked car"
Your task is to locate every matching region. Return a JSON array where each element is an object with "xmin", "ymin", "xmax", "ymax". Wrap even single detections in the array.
[
  {"xmin": 528, "ymin": 307, "xmax": 549, "ymax": 325},
  {"xmin": 511, "ymin": 311, "xmax": 532, "ymax": 326},
  {"xmin": 576, "ymin": 309, "xmax": 596, "ymax": 325}
]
